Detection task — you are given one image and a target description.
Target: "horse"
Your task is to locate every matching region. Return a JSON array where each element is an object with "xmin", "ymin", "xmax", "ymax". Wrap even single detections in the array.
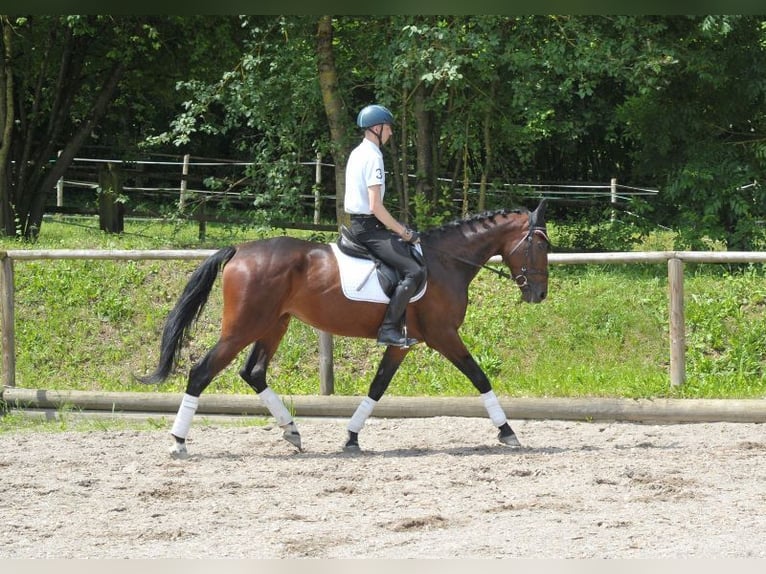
[{"xmin": 139, "ymin": 200, "xmax": 550, "ymax": 457}]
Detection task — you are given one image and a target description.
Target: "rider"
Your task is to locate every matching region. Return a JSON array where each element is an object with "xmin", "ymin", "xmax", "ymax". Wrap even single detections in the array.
[{"xmin": 344, "ymin": 104, "xmax": 424, "ymax": 348}]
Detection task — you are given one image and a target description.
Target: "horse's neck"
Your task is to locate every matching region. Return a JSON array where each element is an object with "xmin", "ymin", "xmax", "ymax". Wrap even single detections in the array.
[
  {"xmin": 456, "ymin": 218, "xmax": 522, "ymax": 263},
  {"xmin": 430, "ymin": 216, "xmax": 524, "ymax": 278}
]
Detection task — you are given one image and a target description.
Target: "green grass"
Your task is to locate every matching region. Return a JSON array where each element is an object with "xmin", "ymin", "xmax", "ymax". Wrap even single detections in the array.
[{"xmin": 2, "ymin": 215, "xmax": 766, "ymax": 406}]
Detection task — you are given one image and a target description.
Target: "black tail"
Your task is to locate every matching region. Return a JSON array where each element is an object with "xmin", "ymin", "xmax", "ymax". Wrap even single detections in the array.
[{"xmin": 137, "ymin": 246, "xmax": 237, "ymax": 385}]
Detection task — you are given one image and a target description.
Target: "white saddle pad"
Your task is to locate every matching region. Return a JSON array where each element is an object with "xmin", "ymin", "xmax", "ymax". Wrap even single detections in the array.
[{"xmin": 330, "ymin": 243, "xmax": 427, "ymax": 304}]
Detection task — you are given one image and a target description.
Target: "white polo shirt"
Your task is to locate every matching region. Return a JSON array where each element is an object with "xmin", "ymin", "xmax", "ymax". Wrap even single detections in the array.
[{"xmin": 344, "ymin": 138, "xmax": 385, "ymax": 215}]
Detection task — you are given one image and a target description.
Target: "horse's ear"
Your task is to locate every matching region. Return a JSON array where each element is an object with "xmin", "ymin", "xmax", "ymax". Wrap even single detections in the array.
[{"xmin": 532, "ymin": 199, "xmax": 547, "ymax": 227}]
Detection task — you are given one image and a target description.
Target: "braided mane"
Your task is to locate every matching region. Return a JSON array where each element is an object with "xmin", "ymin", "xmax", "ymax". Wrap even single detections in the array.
[{"xmin": 421, "ymin": 208, "xmax": 527, "ymax": 238}]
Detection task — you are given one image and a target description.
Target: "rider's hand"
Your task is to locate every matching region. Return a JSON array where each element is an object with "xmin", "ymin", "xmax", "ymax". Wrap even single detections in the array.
[{"xmin": 402, "ymin": 227, "xmax": 420, "ymax": 244}]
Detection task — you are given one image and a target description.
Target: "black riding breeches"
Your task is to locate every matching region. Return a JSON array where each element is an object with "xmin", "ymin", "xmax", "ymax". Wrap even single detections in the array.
[{"xmin": 349, "ymin": 217, "xmax": 425, "ymax": 284}]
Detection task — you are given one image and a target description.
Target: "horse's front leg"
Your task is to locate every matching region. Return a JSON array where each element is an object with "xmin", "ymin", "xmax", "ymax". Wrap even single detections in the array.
[
  {"xmin": 345, "ymin": 345, "xmax": 410, "ymax": 452},
  {"xmin": 429, "ymin": 332, "xmax": 521, "ymax": 447}
]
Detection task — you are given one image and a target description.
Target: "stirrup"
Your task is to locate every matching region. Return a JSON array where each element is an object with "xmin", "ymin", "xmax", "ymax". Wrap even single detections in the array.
[{"xmin": 377, "ymin": 328, "xmax": 418, "ymax": 348}]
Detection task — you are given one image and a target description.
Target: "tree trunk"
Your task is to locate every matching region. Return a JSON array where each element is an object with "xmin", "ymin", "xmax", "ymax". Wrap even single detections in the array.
[
  {"xmin": 413, "ymin": 83, "xmax": 434, "ymax": 207},
  {"xmin": 0, "ymin": 17, "xmax": 15, "ymax": 236},
  {"xmin": 462, "ymin": 141, "xmax": 470, "ymax": 218},
  {"xmin": 14, "ymin": 23, "xmax": 66, "ymax": 229},
  {"xmin": 478, "ymin": 81, "xmax": 496, "ymax": 212},
  {"xmin": 316, "ymin": 15, "xmax": 351, "ymax": 227},
  {"xmin": 386, "ymin": 83, "xmax": 407, "ymax": 223}
]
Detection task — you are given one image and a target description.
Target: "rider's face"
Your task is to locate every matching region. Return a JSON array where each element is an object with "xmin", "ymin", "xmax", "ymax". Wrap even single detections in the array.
[{"xmin": 379, "ymin": 123, "xmax": 393, "ymax": 145}]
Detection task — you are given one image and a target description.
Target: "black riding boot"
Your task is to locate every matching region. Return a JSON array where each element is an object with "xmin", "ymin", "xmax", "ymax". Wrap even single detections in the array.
[{"xmin": 377, "ymin": 278, "xmax": 419, "ymax": 348}]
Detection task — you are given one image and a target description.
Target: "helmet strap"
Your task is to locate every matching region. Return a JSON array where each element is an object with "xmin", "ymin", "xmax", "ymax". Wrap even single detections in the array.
[{"xmin": 368, "ymin": 125, "xmax": 384, "ymax": 147}]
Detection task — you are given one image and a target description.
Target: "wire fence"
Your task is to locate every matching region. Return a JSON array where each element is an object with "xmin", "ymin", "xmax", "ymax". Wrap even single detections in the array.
[{"xmin": 55, "ymin": 153, "xmax": 660, "ymax": 214}]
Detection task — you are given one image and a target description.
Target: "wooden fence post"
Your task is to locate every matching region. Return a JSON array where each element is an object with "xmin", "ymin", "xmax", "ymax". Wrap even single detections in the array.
[
  {"xmin": 314, "ymin": 152, "xmax": 322, "ymax": 225},
  {"xmin": 0, "ymin": 252, "xmax": 16, "ymax": 388},
  {"xmin": 179, "ymin": 153, "xmax": 190, "ymax": 211},
  {"xmin": 57, "ymin": 150, "xmax": 64, "ymax": 209},
  {"xmin": 668, "ymin": 257, "xmax": 686, "ymax": 387},
  {"xmin": 98, "ymin": 162, "xmax": 125, "ymax": 233},
  {"xmin": 198, "ymin": 199, "xmax": 207, "ymax": 242},
  {"xmin": 318, "ymin": 330, "xmax": 334, "ymax": 395},
  {"xmin": 313, "ymin": 153, "xmax": 335, "ymax": 394}
]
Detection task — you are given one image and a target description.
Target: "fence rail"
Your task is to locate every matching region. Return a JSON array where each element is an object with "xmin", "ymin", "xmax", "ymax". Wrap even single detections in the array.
[{"xmin": 2, "ymin": 249, "xmax": 766, "ymax": 392}]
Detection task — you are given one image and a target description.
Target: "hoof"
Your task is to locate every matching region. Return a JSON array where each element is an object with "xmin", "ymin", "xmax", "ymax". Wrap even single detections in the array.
[
  {"xmin": 170, "ymin": 441, "xmax": 189, "ymax": 459},
  {"xmin": 281, "ymin": 422, "xmax": 302, "ymax": 451},
  {"xmin": 343, "ymin": 442, "xmax": 361, "ymax": 453},
  {"xmin": 343, "ymin": 431, "xmax": 361, "ymax": 453},
  {"xmin": 282, "ymin": 430, "xmax": 302, "ymax": 451},
  {"xmin": 498, "ymin": 431, "xmax": 521, "ymax": 447}
]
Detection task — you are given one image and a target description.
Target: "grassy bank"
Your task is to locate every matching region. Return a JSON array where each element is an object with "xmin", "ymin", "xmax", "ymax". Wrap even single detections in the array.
[{"xmin": 2, "ymin": 216, "xmax": 766, "ymax": 400}]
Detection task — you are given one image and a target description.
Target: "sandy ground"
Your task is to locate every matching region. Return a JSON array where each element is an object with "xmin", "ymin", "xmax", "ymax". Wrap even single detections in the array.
[{"xmin": 1, "ymin": 416, "xmax": 765, "ymax": 559}]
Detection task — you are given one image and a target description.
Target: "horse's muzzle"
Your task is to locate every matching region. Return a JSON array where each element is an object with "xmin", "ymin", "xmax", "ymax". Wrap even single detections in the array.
[
  {"xmin": 514, "ymin": 272, "xmax": 547, "ymax": 303},
  {"xmin": 521, "ymin": 286, "xmax": 547, "ymax": 303}
]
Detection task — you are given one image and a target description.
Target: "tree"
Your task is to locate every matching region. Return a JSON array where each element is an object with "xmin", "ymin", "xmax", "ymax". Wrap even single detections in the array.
[
  {"xmin": 139, "ymin": 15, "xmax": 766, "ymax": 248},
  {"xmin": 0, "ymin": 15, "xmax": 243, "ymax": 238},
  {"xmin": 147, "ymin": 16, "xmax": 330, "ymax": 222},
  {"xmin": 0, "ymin": 16, "xmax": 146, "ymax": 237},
  {"xmin": 0, "ymin": 17, "xmax": 15, "ymax": 234},
  {"xmin": 615, "ymin": 15, "xmax": 766, "ymax": 248},
  {"xmin": 316, "ymin": 15, "xmax": 352, "ymax": 225}
]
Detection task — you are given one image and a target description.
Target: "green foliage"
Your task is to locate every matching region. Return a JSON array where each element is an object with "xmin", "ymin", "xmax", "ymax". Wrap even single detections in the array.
[
  {"xmin": 614, "ymin": 16, "xmax": 766, "ymax": 249},
  {"xmin": 4, "ymin": 15, "xmax": 766, "ymax": 247},
  {"xmin": 410, "ymin": 188, "xmax": 454, "ymax": 230},
  {"xmin": 144, "ymin": 16, "xmax": 323, "ymax": 223},
  {"xmin": 1, "ymin": 15, "xmax": 246, "ymax": 238}
]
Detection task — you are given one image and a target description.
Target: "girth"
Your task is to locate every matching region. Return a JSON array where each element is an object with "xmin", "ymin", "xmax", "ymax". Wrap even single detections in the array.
[{"xmin": 336, "ymin": 225, "xmax": 426, "ymax": 298}]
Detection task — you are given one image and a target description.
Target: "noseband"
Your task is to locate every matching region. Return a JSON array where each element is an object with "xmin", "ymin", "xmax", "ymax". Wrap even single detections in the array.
[{"xmin": 506, "ymin": 226, "xmax": 550, "ymax": 288}]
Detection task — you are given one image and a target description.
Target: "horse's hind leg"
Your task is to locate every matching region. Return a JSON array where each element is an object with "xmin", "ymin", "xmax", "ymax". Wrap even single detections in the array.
[
  {"xmin": 344, "ymin": 345, "xmax": 409, "ymax": 452},
  {"xmin": 169, "ymin": 336, "xmax": 251, "ymax": 458},
  {"xmin": 238, "ymin": 316, "xmax": 301, "ymax": 450}
]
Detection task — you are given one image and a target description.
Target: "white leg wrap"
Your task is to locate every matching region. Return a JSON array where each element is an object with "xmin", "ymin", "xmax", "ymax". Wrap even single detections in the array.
[
  {"xmin": 481, "ymin": 390, "xmax": 507, "ymax": 427},
  {"xmin": 258, "ymin": 387, "xmax": 293, "ymax": 427},
  {"xmin": 170, "ymin": 394, "xmax": 199, "ymax": 439},
  {"xmin": 348, "ymin": 396, "xmax": 377, "ymax": 433}
]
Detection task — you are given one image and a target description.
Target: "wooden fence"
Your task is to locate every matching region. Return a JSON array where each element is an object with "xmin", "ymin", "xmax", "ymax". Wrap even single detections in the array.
[{"xmin": 2, "ymin": 248, "xmax": 766, "ymax": 392}]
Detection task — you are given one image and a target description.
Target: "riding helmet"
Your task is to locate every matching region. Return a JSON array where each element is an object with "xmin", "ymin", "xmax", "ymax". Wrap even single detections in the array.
[{"xmin": 357, "ymin": 104, "xmax": 394, "ymax": 128}]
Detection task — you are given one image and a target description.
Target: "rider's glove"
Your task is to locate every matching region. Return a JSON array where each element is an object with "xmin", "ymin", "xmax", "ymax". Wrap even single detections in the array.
[{"xmin": 403, "ymin": 227, "xmax": 420, "ymax": 244}]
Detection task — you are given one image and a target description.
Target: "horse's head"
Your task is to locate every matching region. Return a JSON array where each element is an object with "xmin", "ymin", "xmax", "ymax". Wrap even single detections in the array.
[{"xmin": 504, "ymin": 200, "xmax": 549, "ymax": 303}]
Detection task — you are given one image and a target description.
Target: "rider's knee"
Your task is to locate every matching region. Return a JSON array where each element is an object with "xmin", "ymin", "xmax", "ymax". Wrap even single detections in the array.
[{"xmin": 402, "ymin": 267, "xmax": 425, "ymax": 287}]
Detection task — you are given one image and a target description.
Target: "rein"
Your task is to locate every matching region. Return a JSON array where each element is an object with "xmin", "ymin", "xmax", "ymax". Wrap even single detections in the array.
[
  {"xmin": 425, "ymin": 225, "xmax": 549, "ymax": 285},
  {"xmin": 426, "ymin": 244, "xmax": 513, "ymax": 280}
]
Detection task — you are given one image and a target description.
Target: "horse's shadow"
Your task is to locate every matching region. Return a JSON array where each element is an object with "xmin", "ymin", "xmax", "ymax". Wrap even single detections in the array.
[
  {"xmin": 187, "ymin": 439, "xmax": 684, "ymax": 462},
  {"xmin": 192, "ymin": 443, "xmax": 587, "ymax": 462}
]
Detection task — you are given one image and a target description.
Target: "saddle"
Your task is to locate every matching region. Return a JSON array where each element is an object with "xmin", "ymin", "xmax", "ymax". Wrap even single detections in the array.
[{"xmin": 336, "ymin": 225, "xmax": 426, "ymax": 298}]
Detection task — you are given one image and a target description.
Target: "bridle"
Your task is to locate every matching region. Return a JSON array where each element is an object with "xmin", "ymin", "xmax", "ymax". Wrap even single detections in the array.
[
  {"xmin": 505, "ymin": 226, "xmax": 550, "ymax": 288},
  {"xmin": 424, "ymin": 223, "xmax": 550, "ymax": 286}
]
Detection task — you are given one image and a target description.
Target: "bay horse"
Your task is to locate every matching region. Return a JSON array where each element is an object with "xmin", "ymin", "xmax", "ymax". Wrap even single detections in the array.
[{"xmin": 139, "ymin": 200, "xmax": 550, "ymax": 457}]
